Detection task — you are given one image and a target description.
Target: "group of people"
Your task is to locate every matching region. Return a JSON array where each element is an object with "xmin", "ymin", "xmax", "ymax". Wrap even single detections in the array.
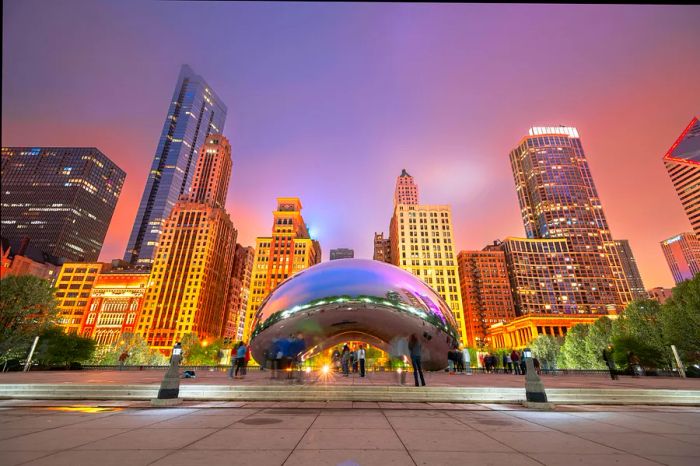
[
  {"xmin": 261, "ymin": 333, "xmax": 307, "ymax": 378},
  {"xmin": 446, "ymin": 346, "xmax": 472, "ymax": 375},
  {"xmin": 228, "ymin": 341, "xmax": 251, "ymax": 379},
  {"xmin": 333, "ymin": 344, "xmax": 367, "ymax": 377}
]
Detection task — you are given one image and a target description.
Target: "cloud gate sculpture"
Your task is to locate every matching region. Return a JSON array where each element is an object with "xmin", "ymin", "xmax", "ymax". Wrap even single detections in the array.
[{"xmin": 249, "ymin": 259, "xmax": 460, "ymax": 370}]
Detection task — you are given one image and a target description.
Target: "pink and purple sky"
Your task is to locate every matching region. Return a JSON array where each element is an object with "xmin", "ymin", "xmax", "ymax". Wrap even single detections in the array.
[{"xmin": 3, "ymin": 2, "xmax": 700, "ymax": 288}]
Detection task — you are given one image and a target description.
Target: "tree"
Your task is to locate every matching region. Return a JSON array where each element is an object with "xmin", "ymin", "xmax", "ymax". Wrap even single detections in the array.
[
  {"xmin": 0, "ymin": 275, "xmax": 58, "ymax": 364},
  {"xmin": 88, "ymin": 332, "xmax": 167, "ymax": 366},
  {"xmin": 583, "ymin": 317, "xmax": 613, "ymax": 370},
  {"xmin": 612, "ymin": 299, "xmax": 671, "ymax": 368},
  {"xmin": 660, "ymin": 275, "xmax": 700, "ymax": 364},
  {"xmin": 180, "ymin": 333, "xmax": 222, "ymax": 365},
  {"xmin": 557, "ymin": 324, "xmax": 590, "ymax": 369},
  {"xmin": 530, "ymin": 335, "xmax": 563, "ymax": 369},
  {"xmin": 33, "ymin": 327, "xmax": 95, "ymax": 367}
]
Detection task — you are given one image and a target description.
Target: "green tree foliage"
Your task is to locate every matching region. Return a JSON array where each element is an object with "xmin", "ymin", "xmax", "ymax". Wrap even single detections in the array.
[
  {"xmin": 88, "ymin": 332, "xmax": 167, "ymax": 366},
  {"xmin": 660, "ymin": 275, "xmax": 700, "ymax": 364},
  {"xmin": 181, "ymin": 333, "xmax": 223, "ymax": 365},
  {"xmin": 583, "ymin": 317, "xmax": 613, "ymax": 370},
  {"xmin": 0, "ymin": 275, "xmax": 58, "ymax": 363},
  {"xmin": 557, "ymin": 324, "xmax": 590, "ymax": 368},
  {"xmin": 530, "ymin": 335, "xmax": 563, "ymax": 369},
  {"xmin": 612, "ymin": 299, "xmax": 671, "ymax": 368},
  {"xmin": 610, "ymin": 335, "xmax": 664, "ymax": 369},
  {"xmin": 33, "ymin": 327, "xmax": 95, "ymax": 367}
]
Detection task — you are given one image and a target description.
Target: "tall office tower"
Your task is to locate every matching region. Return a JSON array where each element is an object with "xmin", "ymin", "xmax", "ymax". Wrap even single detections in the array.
[
  {"xmin": 79, "ymin": 270, "xmax": 150, "ymax": 345},
  {"xmin": 394, "ymin": 169, "xmax": 419, "ymax": 206},
  {"xmin": 663, "ymin": 117, "xmax": 700, "ymax": 235},
  {"xmin": 330, "ymin": 248, "xmax": 354, "ymax": 260},
  {"xmin": 373, "ymin": 232, "xmax": 391, "ymax": 263},
  {"xmin": 457, "ymin": 247, "xmax": 515, "ymax": 347},
  {"xmin": 224, "ymin": 244, "xmax": 255, "ymax": 341},
  {"xmin": 509, "ymin": 126, "xmax": 633, "ymax": 312},
  {"xmin": 124, "ymin": 65, "xmax": 227, "ymax": 266},
  {"xmin": 244, "ymin": 198, "xmax": 321, "ymax": 340},
  {"xmin": 614, "ymin": 240, "xmax": 648, "ymax": 300},
  {"xmin": 54, "ymin": 262, "xmax": 112, "ymax": 334},
  {"xmin": 389, "ymin": 199, "xmax": 466, "ymax": 344},
  {"xmin": 661, "ymin": 232, "xmax": 700, "ymax": 284},
  {"xmin": 138, "ymin": 135, "xmax": 236, "ymax": 352},
  {"xmin": 1, "ymin": 147, "xmax": 125, "ymax": 262}
]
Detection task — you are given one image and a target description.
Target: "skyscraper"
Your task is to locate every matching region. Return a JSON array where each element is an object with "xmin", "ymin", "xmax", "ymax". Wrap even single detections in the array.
[
  {"xmin": 509, "ymin": 125, "xmax": 634, "ymax": 312},
  {"xmin": 373, "ymin": 232, "xmax": 391, "ymax": 263},
  {"xmin": 54, "ymin": 262, "xmax": 112, "ymax": 334},
  {"xmin": 225, "ymin": 243, "xmax": 255, "ymax": 341},
  {"xmin": 388, "ymin": 171, "xmax": 466, "ymax": 344},
  {"xmin": 661, "ymin": 232, "xmax": 700, "ymax": 284},
  {"xmin": 138, "ymin": 135, "xmax": 236, "ymax": 352},
  {"xmin": 457, "ymin": 246, "xmax": 515, "ymax": 347},
  {"xmin": 124, "ymin": 65, "xmax": 227, "ymax": 266},
  {"xmin": 330, "ymin": 248, "xmax": 354, "ymax": 260},
  {"xmin": 614, "ymin": 240, "xmax": 647, "ymax": 300},
  {"xmin": 1, "ymin": 147, "xmax": 125, "ymax": 262},
  {"xmin": 663, "ymin": 117, "xmax": 700, "ymax": 235},
  {"xmin": 244, "ymin": 198, "xmax": 321, "ymax": 340}
]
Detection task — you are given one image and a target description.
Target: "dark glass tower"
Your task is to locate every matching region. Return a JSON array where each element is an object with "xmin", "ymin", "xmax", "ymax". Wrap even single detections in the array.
[
  {"xmin": 124, "ymin": 65, "xmax": 227, "ymax": 266},
  {"xmin": 1, "ymin": 147, "xmax": 125, "ymax": 262}
]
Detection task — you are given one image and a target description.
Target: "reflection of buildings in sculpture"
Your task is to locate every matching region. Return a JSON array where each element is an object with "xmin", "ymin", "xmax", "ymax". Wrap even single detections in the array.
[
  {"xmin": 225, "ymin": 244, "xmax": 255, "ymax": 341},
  {"xmin": 245, "ymin": 197, "xmax": 321, "ymax": 340},
  {"xmin": 457, "ymin": 247, "xmax": 515, "ymax": 347},
  {"xmin": 648, "ymin": 287, "xmax": 674, "ymax": 304},
  {"xmin": 54, "ymin": 262, "xmax": 112, "ymax": 334},
  {"xmin": 330, "ymin": 248, "xmax": 354, "ymax": 260},
  {"xmin": 663, "ymin": 117, "xmax": 700, "ymax": 236},
  {"xmin": 509, "ymin": 126, "xmax": 635, "ymax": 312},
  {"xmin": 373, "ymin": 232, "xmax": 391, "ymax": 263},
  {"xmin": 0, "ymin": 237, "xmax": 61, "ymax": 283},
  {"xmin": 138, "ymin": 135, "xmax": 236, "ymax": 352},
  {"xmin": 613, "ymin": 240, "xmax": 647, "ymax": 300},
  {"xmin": 661, "ymin": 232, "xmax": 700, "ymax": 284},
  {"xmin": 488, "ymin": 315, "xmax": 605, "ymax": 350},
  {"xmin": 80, "ymin": 271, "xmax": 150, "ymax": 346}
]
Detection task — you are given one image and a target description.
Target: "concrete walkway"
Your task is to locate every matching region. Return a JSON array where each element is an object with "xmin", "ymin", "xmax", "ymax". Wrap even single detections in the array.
[{"xmin": 0, "ymin": 401, "xmax": 698, "ymax": 466}]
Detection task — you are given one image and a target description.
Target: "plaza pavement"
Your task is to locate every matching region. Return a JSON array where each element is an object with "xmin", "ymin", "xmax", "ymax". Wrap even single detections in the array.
[{"xmin": 0, "ymin": 400, "xmax": 698, "ymax": 466}]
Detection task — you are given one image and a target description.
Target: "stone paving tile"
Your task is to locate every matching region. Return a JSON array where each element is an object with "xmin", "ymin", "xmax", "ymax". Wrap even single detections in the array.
[
  {"xmin": 455, "ymin": 415, "xmax": 550, "ymax": 432},
  {"xmin": 625, "ymin": 412, "xmax": 700, "ymax": 429},
  {"xmin": 383, "ymin": 409, "xmax": 450, "ymax": 417},
  {"xmin": 388, "ymin": 415, "xmax": 473, "ymax": 431},
  {"xmin": 352, "ymin": 401, "xmax": 380, "ymax": 409},
  {"xmin": 0, "ymin": 414, "xmax": 98, "ymax": 430},
  {"xmin": 0, "ymin": 427, "xmax": 128, "ymax": 451},
  {"xmin": 64, "ymin": 413, "xmax": 175, "ymax": 429},
  {"xmin": 486, "ymin": 431, "xmax": 619, "ymax": 454},
  {"xmin": 189, "ymin": 428, "xmax": 305, "ymax": 450},
  {"xmin": 411, "ymin": 451, "xmax": 542, "ymax": 466},
  {"xmin": 22, "ymin": 449, "xmax": 171, "ymax": 466},
  {"xmin": 298, "ymin": 428, "xmax": 404, "ymax": 450},
  {"xmin": 528, "ymin": 453, "xmax": 662, "ymax": 465},
  {"xmin": 228, "ymin": 414, "xmax": 317, "ymax": 430},
  {"xmin": 311, "ymin": 414, "xmax": 391, "ymax": 429},
  {"xmin": 317, "ymin": 408, "xmax": 384, "ymax": 417},
  {"xmin": 659, "ymin": 433, "xmax": 700, "ymax": 446},
  {"xmin": 645, "ymin": 456, "xmax": 700, "ymax": 466},
  {"xmin": 149, "ymin": 449, "xmax": 291, "ymax": 466},
  {"xmin": 567, "ymin": 412, "xmax": 693, "ymax": 434},
  {"xmin": 190, "ymin": 407, "xmax": 260, "ymax": 416},
  {"xmin": 150, "ymin": 414, "xmax": 245, "ymax": 428},
  {"xmin": 576, "ymin": 432, "xmax": 700, "ymax": 457},
  {"xmin": 0, "ymin": 451, "xmax": 51, "ymax": 466},
  {"xmin": 77, "ymin": 427, "xmax": 216, "ymax": 450},
  {"xmin": 396, "ymin": 428, "xmax": 511, "ymax": 452},
  {"xmin": 284, "ymin": 449, "xmax": 413, "ymax": 466},
  {"xmin": 0, "ymin": 428, "xmax": 53, "ymax": 440}
]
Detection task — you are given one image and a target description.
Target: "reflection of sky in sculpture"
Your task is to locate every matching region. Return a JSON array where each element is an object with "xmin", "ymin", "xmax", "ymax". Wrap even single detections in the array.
[{"xmin": 254, "ymin": 259, "xmax": 456, "ymax": 330}]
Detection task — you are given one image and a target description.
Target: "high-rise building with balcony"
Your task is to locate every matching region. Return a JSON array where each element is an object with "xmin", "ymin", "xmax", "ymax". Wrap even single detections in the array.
[
  {"xmin": 124, "ymin": 65, "xmax": 227, "ymax": 266},
  {"xmin": 509, "ymin": 125, "xmax": 634, "ymax": 312},
  {"xmin": 138, "ymin": 135, "xmax": 236, "ymax": 352},
  {"xmin": 661, "ymin": 232, "xmax": 700, "ymax": 284},
  {"xmin": 663, "ymin": 117, "xmax": 700, "ymax": 235},
  {"xmin": 244, "ymin": 198, "xmax": 321, "ymax": 340},
  {"xmin": 373, "ymin": 232, "xmax": 391, "ymax": 263},
  {"xmin": 457, "ymin": 246, "xmax": 515, "ymax": 347},
  {"xmin": 225, "ymin": 244, "xmax": 255, "ymax": 341},
  {"xmin": 1, "ymin": 147, "xmax": 125, "ymax": 262},
  {"xmin": 330, "ymin": 248, "xmax": 354, "ymax": 260}
]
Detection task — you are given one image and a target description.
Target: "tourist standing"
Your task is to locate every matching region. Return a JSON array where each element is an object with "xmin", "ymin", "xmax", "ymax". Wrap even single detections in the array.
[
  {"xmin": 234, "ymin": 342, "xmax": 247, "ymax": 378},
  {"xmin": 462, "ymin": 346, "xmax": 472, "ymax": 375},
  {"xmin": 511, "ymin": 350, "xmax": 520, "ymax": 375},
  {"xmin": 341, "ymin": 344, "xmax": 351, "ymax": 376},
  {"xmin": 408, "ymin": 334, "xmax": 426, "ymax": 387},
  {"xmin": 358, "ymin": 344, "xmax": 366, "ymax": 377}
]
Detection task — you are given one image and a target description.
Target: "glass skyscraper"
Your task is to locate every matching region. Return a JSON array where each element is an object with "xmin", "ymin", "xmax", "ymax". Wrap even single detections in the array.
[
  {"xmin": 663, "ymin": 117, "xmax": 700, "ymax": 236},
  {"xmin": 124, "ymin": 65, "xmax": 227, "ymax": 266}
]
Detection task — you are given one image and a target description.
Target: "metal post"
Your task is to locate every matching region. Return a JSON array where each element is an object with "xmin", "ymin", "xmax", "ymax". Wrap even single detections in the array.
[
  {"xmin": 671, "ymin": 345, "xmax": 686, "ymax": 378},
  {"xmin": 23, "ymin": 336, "xmax": 40, "ymax": 372}
]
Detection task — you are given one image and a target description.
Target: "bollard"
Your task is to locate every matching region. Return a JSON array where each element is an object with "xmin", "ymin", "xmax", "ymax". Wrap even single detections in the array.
[
  {"xmin": 152, "ymin": 343, "xmax": 183, "ymax": 406},
  {"xmin": 523, "ymin": 356, "xmax": 553, "ymax": 410}
]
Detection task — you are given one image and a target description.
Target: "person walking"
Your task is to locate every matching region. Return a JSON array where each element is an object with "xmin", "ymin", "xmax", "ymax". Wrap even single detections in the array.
[
  {"xmin": 603, "ymin": 345, "xmax": 618, "ymax": 380},
  {"xmin": 358, "ymin": 344, "xmax": 366, "ymax": 377},
  {"xmin": 511, "ymin": 350, "xmax": 520, "ymax": 375},
  {"xmin": 408, "ymin": 334, "xmax": 426, "ymax": 387},
  {"xmin": 462, "ymin": 346, "xmax": 472, "ymax": 375},
  {"xmin": 341, "ymin": 344, "xmax": 351, "ymax": 377},
  {"xmin": 234, "ymin": 342, "xmax": 247, "ymax": 378},
  {"xmin": 228, "ymin": 343, "xmax": 238, "ymax": 379},
  {"xmin": 243, "ymin": 343, "xmax": 251, "ymax": 376},
  {"xmin": 118, "ymin": 351, "xmax": 129, "ymax": 371}
]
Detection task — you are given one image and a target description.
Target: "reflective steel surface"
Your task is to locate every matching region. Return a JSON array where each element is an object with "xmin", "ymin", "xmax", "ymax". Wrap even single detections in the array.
[{"xmin": 249, "ymin": 259, "xmax": 460, "ymax": 370}]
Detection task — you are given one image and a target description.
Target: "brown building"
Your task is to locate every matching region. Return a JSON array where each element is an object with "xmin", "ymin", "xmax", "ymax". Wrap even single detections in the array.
[
  {"xmin": 54, "ymin": 262, "xmax": 111, "ymax": 334},
  {"xmin": 373, "ymin": 232, "xmax": 391, "ymax": 263},
  {"xmin": 0, "ymin": 237, "xmax": 61, "ymax": 283},
  {"xmin": 457, "ymin": 247, "xmax": 515, "ymax": 348},
  {"xmin": 648, "ymin": 287, "xmax": 674, "ymax": 304},
  {"xmin": 225, "ymin": 244, "xmax": 255, "ymax": 341}
]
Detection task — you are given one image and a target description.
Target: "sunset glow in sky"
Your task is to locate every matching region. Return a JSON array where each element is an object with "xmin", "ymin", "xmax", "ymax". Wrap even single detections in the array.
[{"xmin": 3, "ymin": 1, "xmax": 700, "ymax": 288}]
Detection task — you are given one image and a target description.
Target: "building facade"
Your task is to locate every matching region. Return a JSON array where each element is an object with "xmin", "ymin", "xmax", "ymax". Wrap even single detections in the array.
[
  {"xmin": 330, "ymin": 248, "xmax": 354, "ymax": 260},
  {"xmin": 457, "ymin": 247, "xmax": 515, "ymax": 347},
  {"xmin": 225, "ymin": 244, "xmax": 255, "ymax": 341},
  {"xmin": 488, "ymin": 315, "xmax": 603, "ymax": 350},
  {"xmin": 648, "ymin": 287, "xmax": 674, "ymax": 304},
  {"xmin": 663, "ymin": 117, "xmax": 700, "ymax": 236},
  {"xmin": 394, "ymin": 169, "xmax": 419, "ymax": 205},
  {"xmin": 137, "ymin": 135, "xmax": 236, "ymax": 352},
  {"xmin": 0, "ymin": 237, "xmax": 61, "ymax": 283},
  {"xmin": 79, "ymin": 271, "xmax": 150, "ymax": 346},
  {"xmin": 373, "ymin": 232, "xmax": 391, "ymax": 263},
  {"xmin": 509, "ymin": 126, "xmax": 635, "ymax": 312},
  {"xmin": 1, "ymin": 147, "xmax": 125, "ymax": 262},
  {"xmin": 124, "ymin": 65, "xmax": 227, "ymax": 266},
  {"xmin": 614, "ymin": 240, "xmax": 648, "ymax": 300},
  {"xmin": 54, "ymin": 263, "xmax": 111, "ymax": 334},
  {"xmin": 661, "ymin": 232, "xmax": 700, "ymax": 284},
  {"xmin": 244, "ymin": 198, "xmax": 321, "ymax": 340}
]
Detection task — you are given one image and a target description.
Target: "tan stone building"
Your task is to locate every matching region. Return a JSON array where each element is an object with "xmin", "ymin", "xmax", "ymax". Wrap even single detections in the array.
[{"xmin": 225, "ymin": 243, "xmax": 255, "ymax": 341}]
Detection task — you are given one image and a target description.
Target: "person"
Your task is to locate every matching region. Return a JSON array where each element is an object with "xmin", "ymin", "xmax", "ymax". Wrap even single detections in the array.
[
  {"xmin": 628, "ymin": 351, "xmax": 644, "ymax": 376},
  {"xmin": 118, "ymin": 351, "xmax": 129, "ymax": 371},
  {"xmin": 462, "ymin": 346, "xmax": 472, "ymax": 375},
  {"xmin": 455, "ymin": 347, "xmax": 465, "ymax": 373},
  {"xmin": 533, "ymin": 357, "xmax": 541, "ymax": 375},
  {"xmin": 408, "ymin": 334, "xmax": 426, "ymax": 386},
  {"xmin": 603, "ymin": 346, "xmax": 618, "ymax": 380},
  {"xmin": 352, "ymin": 347, "xmax": 359, "ymax": 374},
  {"xmin": 447, "ymin": 348, "xmax": 455, "ymax": 374},
  {"xmin": 502, "ymin": 353, "xmax": 509, "ymax": 374},
  {"xmin": 357, "ymin": 344, "xmax": 366, "ymax": 377},
  {"xmin": 511, "ymin": 350, "xmax": 521, "ymax": 375},
  {"xmin": 243, "ymin": 343, "xmax": 251, "ymax": 376},
  {"xmin": 234, "ymin": 341, "xmax": 247, "ymax": 378},
  {"xmin": 228, "ymin": 343, "xmax": 238, "ymax": 379},
  {"xmin": 519, "ymin": 351, "xmax": 527, "ymax": 375},
  {"xmin": 341, "ymin": 344, "xmax": 351, "ymax": 376},
  {"xmin": 332, "ymin": 349, "xmax": 341, "ymax": 372},
  {"xmin": 505, "ymin": 352, "xmax": 513, "ymax": 374}
]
